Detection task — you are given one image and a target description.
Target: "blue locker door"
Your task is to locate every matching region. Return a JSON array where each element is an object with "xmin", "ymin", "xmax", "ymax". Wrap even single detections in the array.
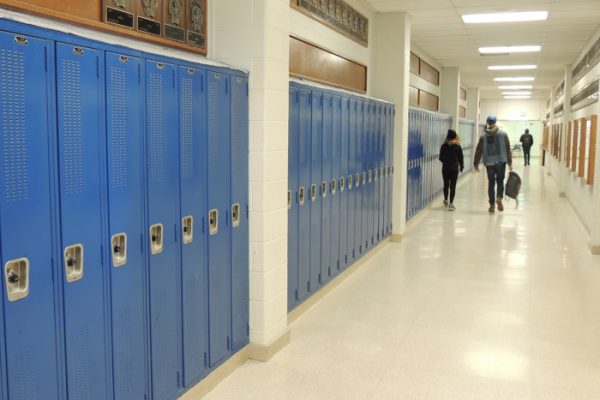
[
  {"xmin": 355, "ymin": 99, "xmax": 364, "ymax": 256},
  {"xmin": 339, "ymin": 96, "xmax": 349, "ymax": 268},
  {"xmin": 0, "ymin": 32, "xmax": 61, "ymax": 400},
  {"xmin": 297, "ymin": 89, "xmax": 312, "ymax": 300},
  {"xmin": 362, "ymin": 102, "xmax": 370, "ymax": 252},
  {"xmin": 373, "ymin": 103, "xmax": 381, "ymax": 244},
  {"xmin": 389, "ymin": 106, "xmax": 395, "ymax": 233},
  {"xmin": 105, "ymin": 52, "xmax": 148, "ymax": 400},
  {"xmin": 56, "ymin": 42, "xmax": 110, "ymax": 400},
  {"xmin": 330, "ymin": 95, "xmax": 341, "ymax": 275},
  {"xmin": 321, "ymin": 93, "xmax": 332, "ymax": 283},
  {"xmin": 145, "ymin": 59, "xmax": 182, "ymax": 399},
  {"xmin": 370, "ymin": 103, "xmax": 377, "ymax": 246},
  {"xmin": 231, "ymin": 74, "xmax": 249, "ymax": 351},
  {"xmin": 346, "ymin": 98, "xmax": 356, "ymax": 261},
  {"xmin": 207, "ymin": 70, "xmax": 232, "ymax": 367},
  {"xmin": 287, "ymin": 86, "xmax": 299, "ymax": 309},
  {"xmin": 179, "ymin": 65, "xmax": 209, "ymax": 385},
  {"xmin": 309, "ymin": 90, "xmax": 322, "ymax": 291},
  {"xmin": 379, "ymin": 105, "xmax": 385, "ymax": 240}
]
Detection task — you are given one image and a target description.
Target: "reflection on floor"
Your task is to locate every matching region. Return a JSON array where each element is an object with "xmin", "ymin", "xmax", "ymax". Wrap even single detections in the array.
[{"xmin": 194, "ymin": 165, "xmax": 600, "ymax": 400}]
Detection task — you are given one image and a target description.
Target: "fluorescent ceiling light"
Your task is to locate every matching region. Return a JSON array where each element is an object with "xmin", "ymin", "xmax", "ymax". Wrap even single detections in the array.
[
  {"xmin": 489, "ymin": 65, "xmax": 537, "ymax": 70},
  {"xmin": 494, "ymin": 77, "xmax": 535, "ymax": 82},
  {"xmin": 504, "ymin": 96, "xmax": 531, "ymax": 99},
  {"xmin": 502, "ymin": 91, "xmax": 532, "ymax": 95},
  {"xmin": 479, "ymin": 45, "xmax": 541, "ymax": 54},
  {"xmin": 498, "ymin": 85, "xmax": 533, "ymax": 90},
  {"xmin": 462, "ymin": 11, "xmax": 548, "ymax": 24}
]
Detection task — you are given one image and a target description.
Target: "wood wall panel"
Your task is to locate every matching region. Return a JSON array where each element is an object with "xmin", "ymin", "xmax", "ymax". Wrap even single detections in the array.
[
  {"xmin": 410, "ymin": 53, "xmax": 420, "ymax": 75},
  {"xmin": 588, "ymin": 115, "xmax": 597, "ymax": 185},
  {"xmin": 409, "ymin": 86, "xmax": 419, "ymax": 106},
  {"xmin": 22, "ymin": 0, "xmax": 100, "ymax": 20},
  {"xmin": 579, "ymin": 118, "xmax": 587, "ymax": 177},
  {"xmin": 566, "ymin": 121, "xmax": 571, "ymax": 166},
  {"xmin": 290, "ymin": 36, "xmax": 367, "ymax": 93},
  {"xmin": 419, "ymin": 90, "xmax": 439, "ymax": 112},
  {"xmin": 419, "ymin": 59, "xmax": 439, "ymax": 86},
  {"xmin": 459, "ymin": 106, "xmax": 466, "ymax": 118},
  {"xmin": 572, "ymin": 120, "xmax": 579, "ymax": 172},
  {"xmin": 460, "ymin": 87, "xmax": 467, "ymax": 101}
]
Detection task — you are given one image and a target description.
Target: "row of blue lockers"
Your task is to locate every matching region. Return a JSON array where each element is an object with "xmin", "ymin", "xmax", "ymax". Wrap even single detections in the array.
[
  {"xmin": 0, "ymin": 20, "xmax": 248, "ymax": 400},
  {"xmin": 288, "ymin": 81, "xmax": 395, "ymax": 310},
  {"xmin": 406, "ymin": 108, "xmax": 476, "ymax": 219}
]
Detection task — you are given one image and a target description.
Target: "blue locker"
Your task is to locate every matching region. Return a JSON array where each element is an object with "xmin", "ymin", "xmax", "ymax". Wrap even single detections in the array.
[
  {"xmin": 339, "ymin": 96, "xmax": 349, "ymax": 268},
  {"xmin": 287, "ymin": 86, "xmax": 299, "ymax": 309},
  {"xmin": 56, "ymin": 42, "xmax": 110, "ymax": 400},
  {"xmin": 231, "ymin": 73, "xmax": 249, "ymax": 351},
  {"xmin": 346, "ymin": 97, "xmax": 356, "ymax": 261},
  {"xmin": 321, "ymin": 93, "xmax": 333, "ymax": 283},
  {"xmin": 387, "ymin": 105, "xmax": 394, "ymax": 235},
  {"xmin": 374, "ymin": 103, "xmax": 381, "ymax": 244},
  {"xmin": 362, "ymin": 102, "xmax": 370, "ymax": 252},
  {"xmin": 179, "ymin": 65, "xmax": 209, "ymax": 385},
  {"xmin": 309, "ymin": 90, "xmax": 323, "ymax": 291},
  {"xmin": 356, "ymin": 99, "xmax": 364, "ymax": 256},
  {"xmin": 330, "ymin": 95, "xmax": 342, "ymax": 275},
  {"xmin": 297, "ymin": 88, "xmax": 312, "ymax": 300},
  {"xmin": 379, "ymin": 105, "xmax": 386, "ymax": 239},
  {"xmin": 206, "ymin": 70, "xmax": 232, "ymax": 368},
  {"xmin": 105, "ymin": 51, "xmax": 148, "ymax": 400},
  {"xmin": 0, "ymin": 31, "xmax": 61, "ymax": 400},
  {"xmin": 145, "ymin": 59, "xmax": 182, "ymax": 399}
]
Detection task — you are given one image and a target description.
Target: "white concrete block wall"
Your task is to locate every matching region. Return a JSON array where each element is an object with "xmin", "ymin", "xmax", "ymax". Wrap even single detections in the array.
[{"xmin": 212, "ymin": 0, "xmax": 290, "ymax": 347}]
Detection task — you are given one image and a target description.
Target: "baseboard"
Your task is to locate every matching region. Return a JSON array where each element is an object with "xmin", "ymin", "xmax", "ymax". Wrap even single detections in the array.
[
  {"xmin": 179, "ymin": 345, "xmax": 250, "ymax": 399},
  {"xmin": 288, "ymin": 237, "xmax": 390, "ymax": 324},
  {"xmin": 249, "ymin": 329, "xmax": 291, "ymax": 362}
]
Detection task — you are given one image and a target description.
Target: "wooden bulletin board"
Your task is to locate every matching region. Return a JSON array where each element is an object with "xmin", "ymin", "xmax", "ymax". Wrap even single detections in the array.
[{"xmin": 588, "ymin": 115, "xmax": 597, "ymax": 185}]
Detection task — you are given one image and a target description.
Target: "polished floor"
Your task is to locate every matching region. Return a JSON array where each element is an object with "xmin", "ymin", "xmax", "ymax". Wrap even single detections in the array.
[{"xmin": 199, "ymin": 164, "xmax": 600, "ymax": 400}]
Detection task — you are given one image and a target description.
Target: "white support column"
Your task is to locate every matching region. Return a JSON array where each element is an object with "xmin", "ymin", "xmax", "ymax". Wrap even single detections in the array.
[
  {"xmin": 466, "ymin": 88, "xmax": 480, "ymax": 124},
  {"xmin": 213, "ymin": 0, "xmax": 290, "ymax": 357},
  {"xmin": 440, "ymin": 67, "xmax": 460, "ymax": 131},
  {"xmin": 558, "ymin": 67, "xmax": 573, "ymax": 195},
  {"xmin": 372, "ymin": 12, "xmax": 411, "ymax": 240}
]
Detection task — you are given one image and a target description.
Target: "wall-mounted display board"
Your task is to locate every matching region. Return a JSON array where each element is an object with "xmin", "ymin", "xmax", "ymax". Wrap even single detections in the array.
[
  {"xmin": 587, "ymin": 115, "xmax": 597, "ymax": 186},
  {"xmin": 571, "ymin": 120, "xmax": 579, "ymax": 172},
  {"xmin": 0, "ymin": 0, "xmax": 207, "ymax": 54},
  {"xmin": 290, "ymin": 0, "xmax": 369, "ymax": 47},
  {"xmin": 579, "ymin": 118, "xmax": 587, "ymax": 178},
  {"xmin": 289, "ymin": 35, "xmax": 367, "ymax": 93},
  {"xmin": 408, "ymin": 85, "xmax": 439, "ymax": 112},
  {"xmin": 409, "ymin": 52, "xmax": 440, "ymax": 86}
]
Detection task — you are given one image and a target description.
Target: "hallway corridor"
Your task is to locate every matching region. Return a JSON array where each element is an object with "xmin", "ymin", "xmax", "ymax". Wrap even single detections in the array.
[{"xmin": 198, "ymin": 165, "xmax": 600, "ymax": 400}]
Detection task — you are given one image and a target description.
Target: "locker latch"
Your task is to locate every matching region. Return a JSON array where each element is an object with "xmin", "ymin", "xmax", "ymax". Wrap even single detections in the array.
[
  {"xmin": 321, "ymin": 181, "xmax": 327, "ymax": 198},
  {"xmin": 299, "ymin": 186, "xmax": 305, "ymax": 205},
  {"xmin": 348, "ymin": 175, "xmax": 353, "ymax": 189},
  {"xmin": 149, "ymin": 224, "xmax": 164, "ymax": 255},
  {"xmin": 311, "ymin": 184, "xmax": 317, "ymax": 201},
  {"xmin": 14, "ymin": 35, "xmax": 28, "ymax": 45},
  {"xmin": 209, "ymin": 209, "xmax": 219, "ymax": 236},
  {"xmin": 4, "ymin": 258, "xmax": 29, "ymax": 301},
  {"xmin": 232, "ymin": 204, "xmax": 241, "ymax": 228},
  {"xmin": 182, "ymin": 216, "xmax": 194, "ymax": 244},
  {"xmin": 362, "ymin": 172, "xmax": 366, "ymax": 185},
  {"xmin": 340, "ymin": 177, "xmax": 345, "ymax": 192},
  {"xmin": 368, "ymin": 170, "xmax": 372, "ymax": 183},
  {"xmin": 111, "ymin": 233, "xmax": 127, "ymax": 268},
  {"xmin": 330, "ymin": 179, "xmax": 337, "ymax": 195},
  {"xmin": 64, "ymin": 244, "xmax": 84, "ymax": 283},
  {"xmin": 355, "ymin": 174, "xmax": 360, "ymax": 187},
  {"xmin": 374, "ymin": 169, "xmax": 378, "ymax": 181},
  {"xmin": 287, "ymin": 191, "xmax": 292, "ymax": 209}
]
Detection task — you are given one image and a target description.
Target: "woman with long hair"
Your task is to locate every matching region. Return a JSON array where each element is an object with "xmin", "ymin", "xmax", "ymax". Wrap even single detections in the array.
[{"xmin": 438, "ymin": 129, "xmax": 464, "ymax": 211}]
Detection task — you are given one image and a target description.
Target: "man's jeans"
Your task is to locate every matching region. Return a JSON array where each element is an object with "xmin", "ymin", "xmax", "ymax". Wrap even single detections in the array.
[{"xmin": 485, "ymin": 163, "xmax": 506, "ymax": 204}]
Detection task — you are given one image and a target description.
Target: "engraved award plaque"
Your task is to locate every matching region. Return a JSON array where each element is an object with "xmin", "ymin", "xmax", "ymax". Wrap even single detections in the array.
[
  {"xmin": 104, "ymin": 0, "xmax": 135, "ymax": 29},
  {"xmin": 186, "ymin": 0, "xmax": 206, "ymax": 48},
  {"xmin": 163, "ymin": 0, "xmax": 186, "ymax": 42},
  {"xmin": 138, "ymin": 0, "xmax": 162, "ymax": 36}
]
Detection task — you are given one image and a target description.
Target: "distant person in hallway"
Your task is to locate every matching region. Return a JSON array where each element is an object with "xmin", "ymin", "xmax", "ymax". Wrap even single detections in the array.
[
  {"xmin": 473, "ymin": 115, "xmax": 513, "ymax": 213},
  {"xmin": 520, "ymin": 128, "xmax": 534, "ymax": 166},
  {"xmin": 439, "ymin": 129, "xmax": 464, "ymax": 211}
]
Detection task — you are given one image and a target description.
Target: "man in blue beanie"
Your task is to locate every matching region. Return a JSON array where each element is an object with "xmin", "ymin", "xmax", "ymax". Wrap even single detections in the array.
[{"xmin": 473, "ymin": 115, "xmax": 513, "ymax": 213}]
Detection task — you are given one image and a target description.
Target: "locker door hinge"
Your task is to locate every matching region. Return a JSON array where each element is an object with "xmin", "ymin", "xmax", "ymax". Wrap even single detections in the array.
[
  {"xmin": 295, "ymin": 289, "xmax": 299, "ymax": 300},
  {"xmin": 140, "ymin": 234, "xmax": 144, "ymax": 253},
  {"xmin": 174, "ymin": 224, "xmax": 178, "ymax": 243},
  {"xmin": 177, "ymin": 371, "xmax": 181, "ymax": 388},
  {"xmin": 204, "ymin": 352, "xmax": 208, "ymax": 368},
  {"xmin": 44, "ymin": 46, "xmax": 48, "ymax": 71},
  {"xmin": 202, "ymin": 216, "xmax": 205, "ymax": 234},
  {"xmin": 226, "ymin": 211, "xmax": 229, "ymax": 226},
  {"xmin": 227, "ymin": 337, "xmax": 231, "ymax": 350}
]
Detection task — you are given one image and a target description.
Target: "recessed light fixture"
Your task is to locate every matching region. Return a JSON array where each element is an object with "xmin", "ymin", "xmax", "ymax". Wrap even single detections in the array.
[
  {"xmin": 498, "ymin": 85, "xmax": 533, "ymax": 90},
  {"xmin": 462, "ymin": 11, "xmax": 548, "ymax": 24},
  {"xmin": 504, "ymin": 96, "xmax": 531, "ymax": 99},
  {"xmin": 494, "ymin": 77, "xmax": 535, "ymax": 82},
  {"xmin": 479, "ymin": 45, "xmax": 541, "ymax": 54},
  {"xmin": 489, "ymin": 65, "xmax": 537, "ymax": 70},
  {"xmin": 502, "ymin": 91, "xmax": 532, "ymax": 96}
]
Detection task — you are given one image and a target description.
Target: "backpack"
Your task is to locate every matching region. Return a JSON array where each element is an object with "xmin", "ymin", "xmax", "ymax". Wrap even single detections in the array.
[
  {"xmin": 505, "ymin": 171, "xmax": 521, "ymax": 204},
  {"xmin": 521, "ymin": 135, "xmax": 532, "ymax": 147}
]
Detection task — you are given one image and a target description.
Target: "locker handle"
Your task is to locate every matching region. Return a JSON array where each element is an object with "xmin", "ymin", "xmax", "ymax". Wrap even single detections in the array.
[
  {"xmin": 64, "ymin": 244, "xmax": 84, "ymax": 283},
  {"xmin": 321, "ymin": 181, "xmax": 327, "ymax": 197},
  {"xmin": 111, "ymin": 233, "xmax": 128, "ymax": 267},
  {"xmin": 209, "ymin": 209, "xmax": 219, "ymax": 235},
  {"xmin": 348, "ymin": 175, "xmax": 353, "ymax": 189},
  {"xmin": 14, "ymin": 35, "xmax": 28, "ymax": 45},
  {"xmin": 232, "ymin": 204, "xmax": 241, "ymax": 228},
  {"xmin": 119, "ymin": 55, "xmax": 129, "ymax": 63},
  {"xmin": 311, "ymin": 184, "xmax": 317, "ymax": 201},
  {"xmin": 157, "ymin": 62, "xmax": 165, "ymax": 70},
  {"xmin": 287, "ymin": 191, "xmax": 292, "ymax": 209},
  {"xmin": 330, "ymin": 179, "xmax": 337, "ymax": 195},
  {"xmin": 4, "ymin": 258, "xmax": 29, "ymax": 302},
  {"xmin": 362, "ymin": 172, "xmax": 366, "ymax": 185},
  {"xmin": 149, "ymin": 224, "xmax": 164, "ymax": 255},
  {"xmin": 182, "ymin": 216, "xmax": 194, "ymax": 244},
  {"xmin": 355, "ymin": 174, "xmax": 360, "ymax": 187},
  {"xmin": 340, "ymin": 177, "xmax": 345, "ymax": 192},
  {"xmin": 368, "ymin": 170, "xmax": 372, "ymax": 183},
  {"xmin": 299, "ymin": 186, "xmax": 305, "ymax": 205},
  {"xmin": 73, "ymin": 47, "xmax": 84, "ymax": 56}
]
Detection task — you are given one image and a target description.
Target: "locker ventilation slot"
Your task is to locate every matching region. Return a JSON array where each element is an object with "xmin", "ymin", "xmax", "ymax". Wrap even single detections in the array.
[
  {"xmin": 109, "ymin": 65, "xmax": 128, "ymax": 188},
  {"xmin": 180, "ymin": 77, "xmax": 193, "ymax": 177},
  {"xmin": 208, "ymin": 78, "xmax": 219, "ymax": 177},
  {"xmin": 148, "ymin": 72, "xmax": 165, "ymax": 183},
  {"xmin": 61, "ymin": 58, "xmax": 85, "ymax": 194},
  {"xmin": 13, "ymin": 348, "xmax": 37, "ymax": 399},
  {"xmin": 1, "ymin": 48, "xmax": 29, "ymax": 201},
  {"xmin": 231, "ymin": 77, "xmax": 245, "ymax": 177},
  {"xmin": 4, "ymin": 257, "xmax": 29, "ymax": 301}
]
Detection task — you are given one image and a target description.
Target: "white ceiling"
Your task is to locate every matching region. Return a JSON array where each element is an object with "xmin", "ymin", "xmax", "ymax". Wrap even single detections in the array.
[{"xmin": 366, "ymin": 0, "xmax": 600, "ymax": 99}]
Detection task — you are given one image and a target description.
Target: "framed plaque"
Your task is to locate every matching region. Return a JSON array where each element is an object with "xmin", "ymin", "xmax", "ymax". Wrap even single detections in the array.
[
  {"xmin": 137, "ymin": 0, "xmax": 162, "ymax": 36},
  {"xmin": 163, "ymin": 0, "xmax": 186, "ymax": 42},
  {"xmin": 186, "ymin": 0, "xmax": 207, "ymax": 49},
  {"xmin": 103, "ymin": 0, "xmax": 136, "ymax": 29}
]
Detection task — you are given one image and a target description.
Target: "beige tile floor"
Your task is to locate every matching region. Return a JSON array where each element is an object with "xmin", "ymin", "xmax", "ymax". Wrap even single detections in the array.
[{"xmin": 197, "ymin": 166, "xmax": 600, "ymax": 400}]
